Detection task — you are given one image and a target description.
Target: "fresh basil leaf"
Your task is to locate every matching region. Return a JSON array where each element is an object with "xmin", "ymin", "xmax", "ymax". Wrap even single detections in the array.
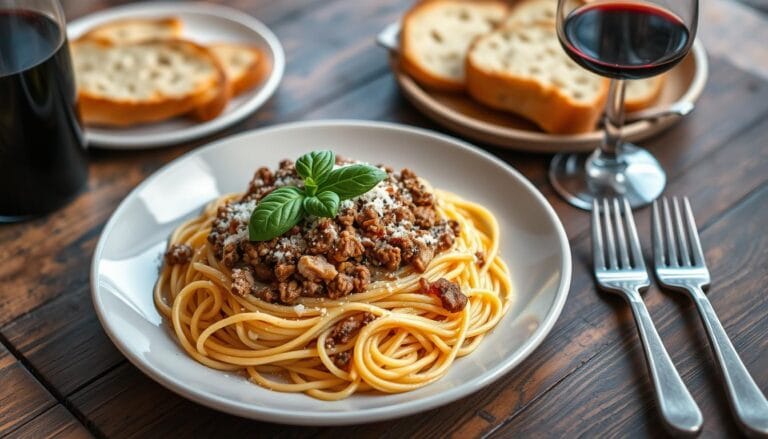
[
  {"xmin": 304, "ymin": 177, "xmax": 318, "ymax": 196},
  {"xmin": 248, "ymin": 187, "xmax": 305, "ymax": 241},
  {"xmin": 295, "ymin": 150, "xmax": 335, "ymax": 183},
  {"xmin": 303, "ymin": 191, "xmax": 340, "ymax": 218},
  {"xmin": 318, "ymin": 164, "xmax": 387, "ymax": 200}
]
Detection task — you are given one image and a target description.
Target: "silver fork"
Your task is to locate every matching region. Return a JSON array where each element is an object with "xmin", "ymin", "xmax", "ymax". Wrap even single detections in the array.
[
  {"xmin": 653, "ymin": 197, "xmax": 768, "ymax": 436},
  {"xmin": 593, "ymin": 198, "xmax": 703, "ymax": 435}
]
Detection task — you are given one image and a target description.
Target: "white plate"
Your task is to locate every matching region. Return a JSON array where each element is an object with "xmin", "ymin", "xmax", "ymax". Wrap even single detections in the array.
[
  {"xmin": 68, "ymin": 2, "xmax": 285, "ymax": 149},
  {"xmin": 90, "ymin": 120, "xmax": 572, "ymax": 425}
]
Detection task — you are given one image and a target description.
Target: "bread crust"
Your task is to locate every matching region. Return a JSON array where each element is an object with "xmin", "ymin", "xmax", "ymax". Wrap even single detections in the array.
[
  {"xmin": 625, "ymin": 75, "xmax": 666, "ymax": 112},
  {"xmin": 74, "ymin": 38, "xmax": 225, "ymax": 127},
  {"xmin": 399, "ymin": 0, "xmax": 509, "ymax": 92},
  {"xmin": 465, "ymin": 25, "xmax": 609, "ymax": 134},
  {"xmin": 78, "ymin": 17, "xmax": 183, "ymax": 44},
  {"xmin": 209, "ymin": 44, "xmax": 271, "ymax": 96}
]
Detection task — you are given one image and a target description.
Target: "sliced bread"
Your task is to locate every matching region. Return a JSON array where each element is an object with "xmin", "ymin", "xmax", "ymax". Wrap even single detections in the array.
[
  {"xmin": 466, "ymin": 23, "xmax": 609, "ymax": 134},
  {"xmin": 505, "ymin": 0, "xmax": 558, "ymax": 26},
  {"xmin": 78, "ymin": 17, "xmax": 183, "ymax": 44},
  {"xmin": 625, "ymin": 75, "xmax": 666, "ymax": 112},
  {"xmin": 72, "ymin": 38, "xmax": 227, "ymax": 126},
  {"xmin": 209, "ymin": 43, "xmax": 269, "ymax": 96},
  {"xmin": 400, "ymin": 0, "xmax": 509, "ymax": 91}
]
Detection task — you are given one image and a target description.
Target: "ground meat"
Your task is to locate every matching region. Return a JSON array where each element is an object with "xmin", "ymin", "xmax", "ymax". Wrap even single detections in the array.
[
  {"xmin": 475, "ymin": 251, "xmax": 486, "ymax": 268},
  {"xmin": 393, "ymin": 206, "xmax": 415, "ymax": 223},
  {"xmin": 297, "ymin": 255, "xmax": 338, "ymax": 282},
  {"xmin": 303, "ymin": 280, "xmax": 324, "ymax": 296},
  {"xmin": 246, "ymin": 166, "xmax": 274, "ymax": 197},
  {"xmin": 329, "ymin": 230, "xmax": 363, "ymax": 262},
  {"xmin": 413, "ymin": 206, "xmax": 436, "ymax": 228},
  {"xmin": 306, "ymin": 219, "xmax": 338, "ymax": 255},
  {"xmin": 165, "ymin": 244, "xmax": 193, "ymax": 265},
  {"xmin": 336, "ymin": 207, "xmax": 357, "ymax": 227},
  {"xmin": 247, "ymin": 263, "xmax": 269, "ymax": 282},
  {"xmin": 221, "ymin": 242, "xmax": 239, "ymax": 268},
  {"xmin": 411, "ymin": 240, "xmax": 435, "ymax": 273},
  {"xmin": 419, "ymin": 278, "xmax": 468, "ymax": 312},
  {"xmin": 351, "ymin": 265, "xmax": 370, "ymax": 292},
  {"xmin": 331, "ymin": 351, "xmax": 351, "ymax": 369},
  {"xmin": 254, "ymin": 286, "xmax": 278, "ymax": 303},
  {"xmin": 274, "ymin": 263, "xmax": 295, "ymax": 282},
  {"xmin": 370, "ymin": 243, "xmax": 401, "ymax": 270},
  {"xmin": 356, "ymin": 206, "xmax": 382, "ymax": 235},
  {"xmin": 231, "ymin": 267, "xmax": 255, "ymax": 297},
  {"xmin": 400, "ymin": 168, "xmax": 434, "ymax": 206},
  {"xmin": 279, "ymin": 280, "xmax": 302, "ymax": 304},
  {"xmin": 329, "ymin": 312, "xmax": 376, "ymax": 344},
  {"xmin": 328, "ymin": 274, "xmax": 354, "ymax": 299},
  {"xmin": 206, "ymin": 161, "xmax": 462, "ymax": 303}
]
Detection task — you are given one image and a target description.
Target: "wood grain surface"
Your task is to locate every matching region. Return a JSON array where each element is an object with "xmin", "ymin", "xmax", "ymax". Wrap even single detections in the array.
[{"xmin": 1, "ymin": 0, "xmax": 767, "ymax": 437}]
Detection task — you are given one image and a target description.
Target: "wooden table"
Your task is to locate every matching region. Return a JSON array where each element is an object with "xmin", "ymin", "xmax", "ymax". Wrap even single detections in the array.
[{"xmin": 2, "ymin": 0, "xmax": 767, "ymax": 437}]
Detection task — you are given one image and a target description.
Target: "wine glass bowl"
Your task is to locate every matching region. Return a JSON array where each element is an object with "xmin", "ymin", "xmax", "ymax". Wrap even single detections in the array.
[{"xmin": 549, "ymin": 0, "xmax": 699, "ymax": 209}]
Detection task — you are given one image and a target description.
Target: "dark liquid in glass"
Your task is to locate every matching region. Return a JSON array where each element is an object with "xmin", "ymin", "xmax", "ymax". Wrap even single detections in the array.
[
  {"xmin": 0, "ymin": 9, "xmax": 88, "ymax": 220},
  {"xmin": 561, "ymin": 2, "xmax": 690, "ymax": 79}
]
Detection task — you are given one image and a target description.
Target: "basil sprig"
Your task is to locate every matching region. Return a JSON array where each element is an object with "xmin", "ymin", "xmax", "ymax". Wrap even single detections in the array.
[{"xmin": 248, "ymin": 150, "xmax": 387, "ymax": 241}]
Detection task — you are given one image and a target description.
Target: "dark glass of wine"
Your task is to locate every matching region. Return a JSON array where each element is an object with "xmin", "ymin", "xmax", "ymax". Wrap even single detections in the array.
[
  {"xmin": 549, "ymin": 0, "xmax": 698, "ymax": 209},
  {"xmin": 0, "ymin": 0, "xmax": 88, "ymax": 222}
]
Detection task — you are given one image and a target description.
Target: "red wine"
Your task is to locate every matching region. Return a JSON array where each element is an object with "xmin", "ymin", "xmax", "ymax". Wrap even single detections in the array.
[
  {"xmin": 561, "ymin": 2, "xmax": 690, "ymax": 79},
  {"xmin": 0, "ymin": 9, "xmax": 87, "ymax": 220}
]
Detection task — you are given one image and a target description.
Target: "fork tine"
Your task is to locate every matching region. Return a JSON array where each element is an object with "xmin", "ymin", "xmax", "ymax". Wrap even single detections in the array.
[
  {"xmin": 612, "ymin": 198, "xmax": 631, "ymax": 269},
  {"xmin": 603, "ymin": 198, "xmax": 618, "ymax": 269},
  {"xmin": 672, "ymin": 197, "xmax": 692, "ymax": 266},
  {"xmin": 623, "ymin": 198, "xmax": 645, "ymax": 269},
  {"xmin": 652, "ymin": 200, "xmax": 666, "ymax": 267},
  {"xmin": 683, "ymin": 197, "xmax": 706, "ymax": 267},
  {"xmin": 592, "ymin": 199, "xmax": 605, "ymax": 270},
  {"xmin": 662, "ymin": 197, "xmax": 679, "ymax": 267}
]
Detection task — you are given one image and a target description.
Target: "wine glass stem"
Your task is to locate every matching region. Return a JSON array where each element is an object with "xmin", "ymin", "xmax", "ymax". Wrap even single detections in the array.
[{"xmin": 595, "ymin": 79, "xmax": 627, "ymax": 166}]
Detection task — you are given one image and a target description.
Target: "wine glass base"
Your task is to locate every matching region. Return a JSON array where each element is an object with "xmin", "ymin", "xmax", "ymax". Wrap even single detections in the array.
[{"xmin": 549, "ymin": 144, "xmax": 666, "ymax": 210}]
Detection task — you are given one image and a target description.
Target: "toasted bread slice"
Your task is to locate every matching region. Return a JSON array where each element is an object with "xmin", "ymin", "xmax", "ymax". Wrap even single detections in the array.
[
  {"xmin": 79, "ymin": 17, "xmax": 182, "ymax": 44},
  {"xmin": 466, "ymin": 23, "xmax": 609, "ymax": 134},
  {"xmin": 504, "ymin": 0, "xmax": 584, "ymax": 26},
  {"xmin": 72, "ymin": 38, "xmax": 227, "ymax": 126},
  {"xmin": 209, "ymin": 43, "xmax": 270, "ymax": 96},
  {"xmin": 400, "ymin": 0, "xmax": 509, "ymax": 91},
  {"xmin": 625, "ymin": 75, "xmax": 666, "ymax": 112},
  {"xmin": 505, "ymin": 0, "xmax": 557, "ymax": 26}
]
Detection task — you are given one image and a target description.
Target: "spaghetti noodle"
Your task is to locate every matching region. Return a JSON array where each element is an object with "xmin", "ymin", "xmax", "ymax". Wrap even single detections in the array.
[{"xmin": 155, "ymin": 173, "xmax": 512, "ymax": 401}]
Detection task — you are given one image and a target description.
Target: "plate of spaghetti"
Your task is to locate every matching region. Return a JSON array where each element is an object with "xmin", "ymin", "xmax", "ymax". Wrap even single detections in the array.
[{"xmin": 91, "ymin": 120, "xmax": 571, "ymax": 425}]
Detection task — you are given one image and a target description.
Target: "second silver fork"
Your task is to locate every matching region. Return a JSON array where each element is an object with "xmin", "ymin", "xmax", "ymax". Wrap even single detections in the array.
[
  {"xmin": 593, "ymin": 198, "xmax": 703, "ymax": 435},
  {"xmin": 653, "ymin": 197, "xmax": 768, "ymax": 436}
]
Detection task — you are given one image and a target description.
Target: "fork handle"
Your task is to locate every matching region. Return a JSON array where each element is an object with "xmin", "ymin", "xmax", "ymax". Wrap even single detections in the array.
[
  {"xmin": 625, "ymin": 291, "xmax": 703, "ymax": 435},
  {"xmin": 688, "ymin": 286, "xmax": 768, "ymax": 436}
]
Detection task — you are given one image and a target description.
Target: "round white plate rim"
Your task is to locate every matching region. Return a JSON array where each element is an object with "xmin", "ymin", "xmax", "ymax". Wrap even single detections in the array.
[
  {"xmin": 67, "ymin": 2, "xmax": 285, "ymax": 149},
  {"xmin": 90, "ymin": 119, "xmax": 572, "ymax": 425}
]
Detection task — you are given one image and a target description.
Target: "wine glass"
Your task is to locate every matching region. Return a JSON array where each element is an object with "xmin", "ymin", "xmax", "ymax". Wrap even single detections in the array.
[{"xmin": 549, "ymin": 0, "xmax": 698, "ymax": 209}]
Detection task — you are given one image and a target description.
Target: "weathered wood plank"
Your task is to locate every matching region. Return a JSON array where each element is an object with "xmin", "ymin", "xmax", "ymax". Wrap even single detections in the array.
[
  {"xmin": 69, "ymin": 363, "xmax": 318, "ymax": 438},
  {"xmin": 0, "ymin": 344, "xmax": 58, "ymax": 436},
  {"xmin": 8, "ymin": 405, "xmax": 92, "ymax": 439}
]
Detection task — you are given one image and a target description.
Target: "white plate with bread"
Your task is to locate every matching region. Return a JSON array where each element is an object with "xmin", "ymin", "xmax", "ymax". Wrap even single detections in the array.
[
  {"xmin": 379, "ymin": 0, "xmax": 708, "ymax": 153},
  {"xmin": 68, "ymin": 2, "xmax": 285, "ymax": 149}
]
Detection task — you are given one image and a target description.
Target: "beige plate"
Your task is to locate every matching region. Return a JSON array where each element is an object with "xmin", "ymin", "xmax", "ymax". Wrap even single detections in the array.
[{"xmin": 379, "ymin": 22, "xmax": 708, "ymax": 153}]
